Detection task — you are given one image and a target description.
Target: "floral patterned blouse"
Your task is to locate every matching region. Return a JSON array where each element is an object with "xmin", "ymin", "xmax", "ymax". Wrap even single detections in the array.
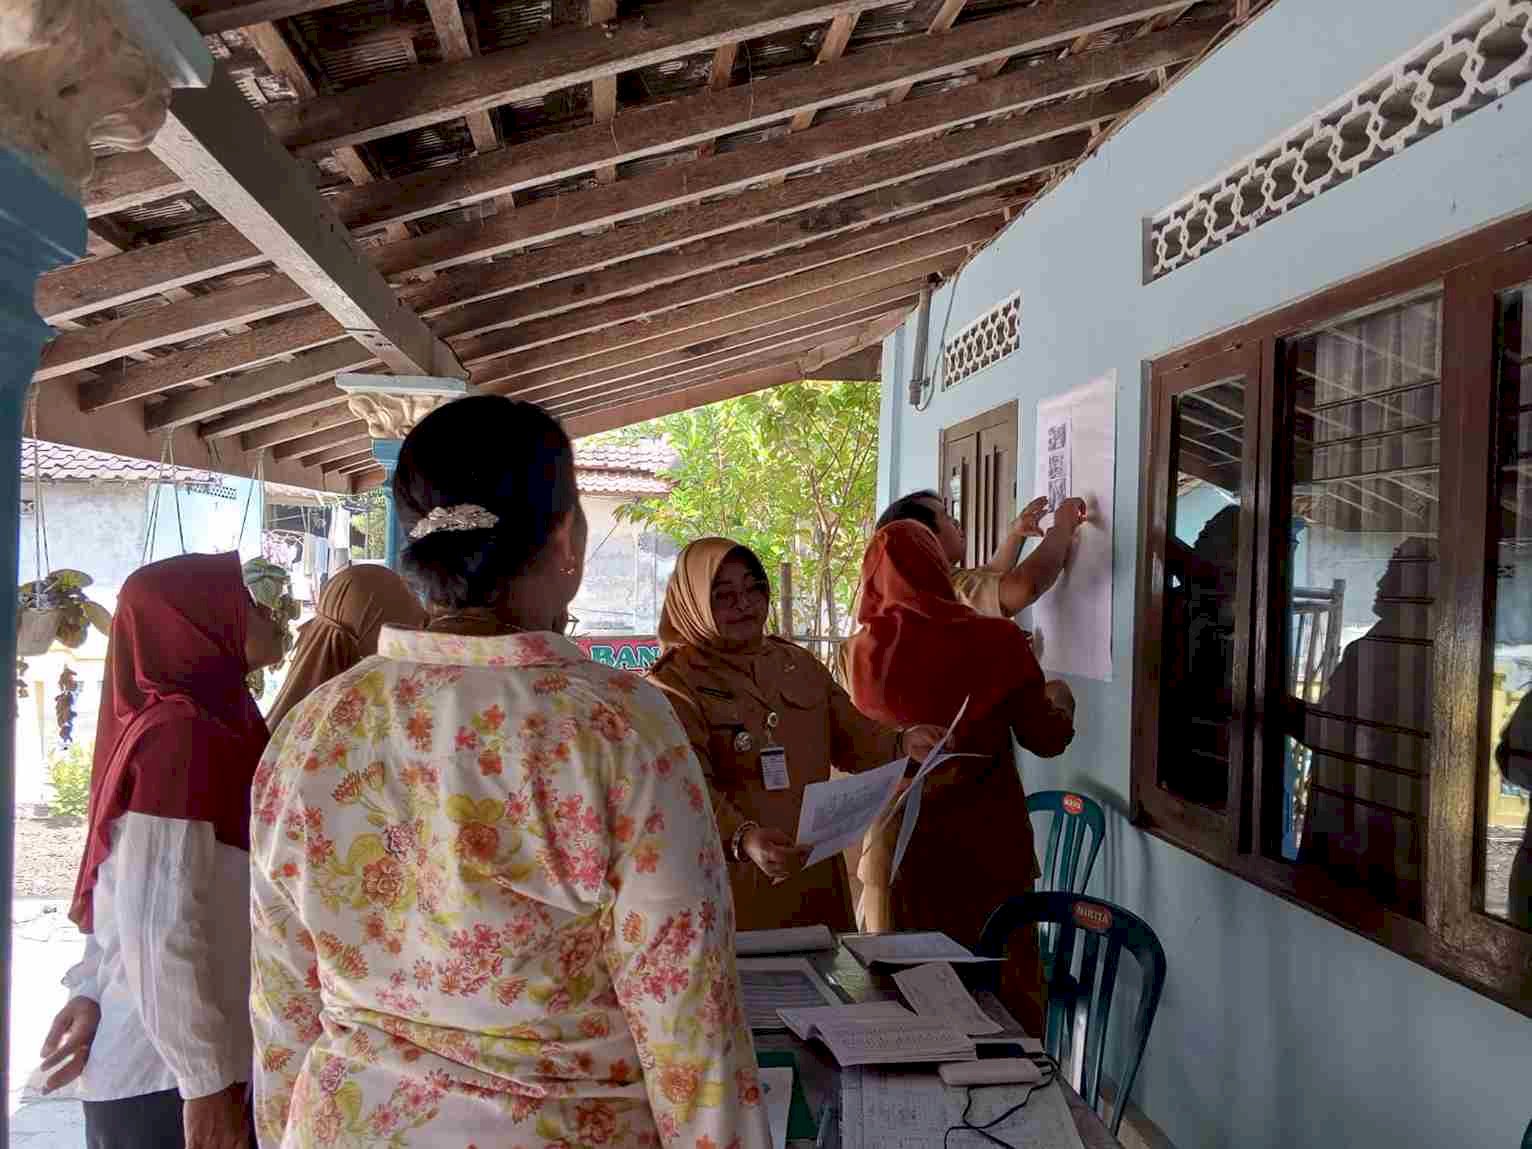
[{"xmin": 250, "ymin": 627, "xmax": 770, "ymax": 1149}]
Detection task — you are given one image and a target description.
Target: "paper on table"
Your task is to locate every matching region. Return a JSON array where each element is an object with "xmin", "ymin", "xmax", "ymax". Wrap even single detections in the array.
[
  {"xmin": 760, "ymin": 1066, "xmax": 793, "ymax": 1149},
  {"xmin": 893, "ymin": 961, "xmax": 1003, "ymax": 1035},
  {"xmin": 795, "ymin": 757, "xmax": 906, "ymax": 868},
  {"xmin": 840, "ymin": 1069, "xmax": 1085, "ymax": 1149},
  {"xmin": 842, "ymin": 931, "xmax": 999, "ymax": 967},
  {"xmin": 814, "ymin": 1015, "xmax": 974, "ymax": 1068},
  {"xmin": 737, "ymin": 957, "xmax": 841, "ymax": 1030},
  {"xmin": 778, "ymin": 999, "xmax": 914, "ymax": 1041},
  {"xmin": 736, "ymin": 924, "xmax": 837, "ymax": 956}
]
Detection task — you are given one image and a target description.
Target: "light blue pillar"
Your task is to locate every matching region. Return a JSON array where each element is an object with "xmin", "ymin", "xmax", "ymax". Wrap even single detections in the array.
[
  {"xmin": 0, "ymin": 147, "xmax": 88, "ymax": 1140},
  {"xmin": 372, "ymin": 439, "xmax": 403, "ymax": 570}
]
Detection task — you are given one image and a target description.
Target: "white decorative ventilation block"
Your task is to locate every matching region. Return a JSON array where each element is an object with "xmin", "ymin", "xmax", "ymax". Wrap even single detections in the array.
[
  {"xmin": 942, "ymin": 291, "xmax": 1021, "ymax": 390},
  {"xmin": 1148, "ymin": 0, "xmax": 1532, "ymax": 281}
]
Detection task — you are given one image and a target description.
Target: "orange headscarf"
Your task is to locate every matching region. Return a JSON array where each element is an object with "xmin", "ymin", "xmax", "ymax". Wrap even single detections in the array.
[
  {"xmin": 846, "ymin": 520, "xmax": 1042, "ymax": 730},
  {"xmin": 266, "ymin": 564, "xmax": 426, "ymax": 731}
]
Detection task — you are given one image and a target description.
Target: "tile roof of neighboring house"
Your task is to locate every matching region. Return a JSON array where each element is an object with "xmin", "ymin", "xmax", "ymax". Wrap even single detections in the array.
[
  {"xmin": 24, "ymin": 438, "xmax": 675, "ymax": 501},
  {"xmin": 22, "ymin": 439, "xmax": 219, "ymax": 486},
  {"xmin": 572, "ymin": 438, "xmax": 675, "ymax": 499}
]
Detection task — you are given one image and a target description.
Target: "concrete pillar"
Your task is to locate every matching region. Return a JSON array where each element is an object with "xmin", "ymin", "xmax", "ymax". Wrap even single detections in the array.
[
  {"xmin": 0, "ymin": 145, "xmax": 88, "ymax": 1138},
  {"xmin": 371, "ymin": 439, "xmax": 403, "ymax": 570}
]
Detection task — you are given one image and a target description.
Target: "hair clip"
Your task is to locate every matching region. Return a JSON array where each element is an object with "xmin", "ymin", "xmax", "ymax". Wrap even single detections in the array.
[{"xmin": 409, "ymin": 503, "xmax": 500, "ymax": 540}]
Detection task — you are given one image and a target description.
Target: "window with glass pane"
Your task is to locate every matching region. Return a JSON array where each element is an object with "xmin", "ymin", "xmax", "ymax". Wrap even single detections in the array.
[
  {"xmin": 1158, "ymin": 378, "xmax": 1248, "ymax": 810},
  {"xmin": 1275, "ymin": 292, "xmax": 1442, "ymax": 920},
  {"xmin": 1485, "ymin": 285, "xmax": 1532, "ymax": 931}
]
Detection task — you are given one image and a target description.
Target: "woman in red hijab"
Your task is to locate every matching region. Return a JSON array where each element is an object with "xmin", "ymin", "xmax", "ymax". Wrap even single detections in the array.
[
  {"xmin": 39, "ymin": 552, "xmax": 286, "ymax": 1149},
  {"xmin": 846, "ymin": 519, "xmax": 1075, "ymax": 1033}
]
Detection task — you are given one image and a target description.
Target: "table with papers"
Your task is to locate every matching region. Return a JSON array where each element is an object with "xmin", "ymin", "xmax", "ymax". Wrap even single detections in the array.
[{"xmin": 749, "ymin": 935, "xmax": 1123, "ymax": 1149}]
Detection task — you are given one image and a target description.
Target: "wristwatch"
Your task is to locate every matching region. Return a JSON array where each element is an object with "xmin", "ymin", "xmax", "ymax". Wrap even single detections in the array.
[{"xmin": 731, "ymin": 820, "xmax": 759, "ymax": 862}]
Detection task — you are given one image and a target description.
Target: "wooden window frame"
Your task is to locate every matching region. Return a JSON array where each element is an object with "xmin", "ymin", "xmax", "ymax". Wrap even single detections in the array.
[
  {"xmin": 1133, "ymin": 208, "xmax": 1532, "ymax": 1015},
  {"xmin": 939, "ymin": 401, "xmax": 1018, "ymax": 569}
]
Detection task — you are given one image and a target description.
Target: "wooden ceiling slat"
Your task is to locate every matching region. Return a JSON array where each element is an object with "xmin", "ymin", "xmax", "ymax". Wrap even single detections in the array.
[
  {"xmin": 178, "ymin": 0, "xmax": 356, "ymax": 35},
  {"xmin": 789, "ymin": 11, "xmax": 863, "ymax": 132},
  {"xmin": 197, "ymin": 382, "xmax": 351, "ymax": 439},
  {"xmin": 454, "ymin": 219, "xmax": 986, "ymax": 363},
  {"xmin": 431, "ymin": 200, "xmax": 1005, "ymax": 339},
  {"xmin": 265, "ymin": 0, "xmax": 911, "ymax": 156},
  {"xmin": 77, "ymin": 310, "xmax": 345, "ymax": 412},
  {"xmin": 149, "ymin": 69, "xmax": 463, "ymax": 378},
  {"xmin": 501, "ymin": 272, "xmax": 954, "ymax": 403},
  {"xmin": 374, "ymin": 59, "xmax": 1161, "ymax": 279},
  {"xmin": 313, "ymin": 444, "xmax": 376, "ymax": 470},
  {"xmin": 244, "ymin": 405, "xmax": 359, "ymax": 452},
  {"xmin": 83, "ymin": 152, "xmax": 188, "ymax": 219},
  {"xmin": 38, "ymin": 276, "xmax": 311, "ymax": 380},
  {"xmin": 115, "ymin": 0, "xmax": 1194, "ymax": 225},
  {"xmin": 476, "ymin": 256, "xmax": 958, "ymax": 387},
  {"xmin": 439, "ymin": 212, "xmax": 997, "ymax": 345},
  {"xmin": 145, "ymin": 340, "xmax": 379, "ymax": 432},
  {"xmin": 590, "ymin": 0, "xmax": 620, "ymax": 185},
  {"xmin": 538, "ymin": 294, "xmax": 928, "ymax": 413},
  {"xmin": 269, "ymin": 421, "xmax": 369, "ymax": 460},
  {"xmin": 38, "ymin": 224, "xmax": 263, "ymax": 323},
  {"xmin": 559, "ymin": 313, "xmax": 904, "ymax": 438},
  {"xmin": 424, "ymin": 0, "xmax": 500, "ymax": 154}
]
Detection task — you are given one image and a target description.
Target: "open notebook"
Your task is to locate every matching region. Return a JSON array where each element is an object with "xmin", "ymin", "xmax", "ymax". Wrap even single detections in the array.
[{"xmin": 777, "ymin": 1000, "xmax": 975, "ymax": 1067}]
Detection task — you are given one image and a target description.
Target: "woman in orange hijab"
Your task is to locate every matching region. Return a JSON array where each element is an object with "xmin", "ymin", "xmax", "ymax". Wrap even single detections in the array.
[
  {"xmin": 266, "ymin": 564, "xmax": 427, "ymax": 731},
  {"xmin": 846, "ymin": 519, "xmax": 1075, "ymax": 1032}
]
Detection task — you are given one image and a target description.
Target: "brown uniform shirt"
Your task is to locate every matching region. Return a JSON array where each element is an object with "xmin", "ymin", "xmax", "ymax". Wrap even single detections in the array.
[{"xmin": 651, "ymin": 636, "xmax": 900, "ymax": 932}]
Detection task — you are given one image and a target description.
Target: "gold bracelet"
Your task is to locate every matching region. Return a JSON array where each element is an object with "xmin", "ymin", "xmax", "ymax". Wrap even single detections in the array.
[{"xmin": 731, "ymin": 820, "xmax": 759, "ymax": 863}]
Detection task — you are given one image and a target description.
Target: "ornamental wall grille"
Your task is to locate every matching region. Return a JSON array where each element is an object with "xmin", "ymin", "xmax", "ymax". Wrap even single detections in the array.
[
  {"xmin": 1147, "ymin": 0, "xmax": 1532, "ymax": 281},
  {"xmin": 942, "ymin": 291, "xmax": 1021, "ymax": 390}
]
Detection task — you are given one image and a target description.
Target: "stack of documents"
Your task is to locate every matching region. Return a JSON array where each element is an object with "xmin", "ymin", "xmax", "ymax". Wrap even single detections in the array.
[
  {"xmin": 777, "ymin": 1000, "xmax": 975, "ymax": 1067},
  {"xmin": 736, "ymin": 925, "xmax": 837, "ymax": 956},
  {"xmin": 893, "ymin": 961, "xmax": 1003, "ymax": 1035},
  {"xmin": 842, "ymin": 931, "xmax": 1000, "ymax": 968}
]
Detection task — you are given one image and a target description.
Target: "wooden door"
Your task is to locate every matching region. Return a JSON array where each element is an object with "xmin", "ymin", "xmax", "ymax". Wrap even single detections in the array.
[{"xmin": 939, "ymin": 401, "xmax": 1018, "ymax": 567}]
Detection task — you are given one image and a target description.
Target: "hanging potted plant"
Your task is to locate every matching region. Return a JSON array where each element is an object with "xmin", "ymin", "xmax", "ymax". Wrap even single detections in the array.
[{"xmin": 18, "ymin": 570, "xmax": 111, "ymax": 656}]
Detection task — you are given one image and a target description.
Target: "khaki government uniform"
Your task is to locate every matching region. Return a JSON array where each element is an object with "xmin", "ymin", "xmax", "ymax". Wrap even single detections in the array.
[{"xmin": 651, "ymin": 636, "xmax": 900, "ymax": 932}]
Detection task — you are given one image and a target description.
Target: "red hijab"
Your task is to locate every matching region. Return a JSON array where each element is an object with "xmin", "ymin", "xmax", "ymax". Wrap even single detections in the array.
[
  {"xmin": 846, "ymin": 520, "xmax": 1042, "ymax": 731},
  {"xmin": 69, "ymin": 553, "xmax": 269, "ymax": 931}
]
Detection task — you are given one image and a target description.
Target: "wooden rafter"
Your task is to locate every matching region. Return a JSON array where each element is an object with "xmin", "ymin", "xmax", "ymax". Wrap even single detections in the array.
[
  {"xmin": 423, "ymin": 0, "xmax": 500, "ymax": 155},
  {"xmin": 149, "ymin": 68, "xmax": 464, "ymax": 377}
]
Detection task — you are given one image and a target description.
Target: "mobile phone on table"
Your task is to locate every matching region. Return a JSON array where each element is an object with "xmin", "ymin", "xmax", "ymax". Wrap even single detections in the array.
[{"xmin": 975, "ymin": 1042, "xmax": 1030, "ymax": 1060}]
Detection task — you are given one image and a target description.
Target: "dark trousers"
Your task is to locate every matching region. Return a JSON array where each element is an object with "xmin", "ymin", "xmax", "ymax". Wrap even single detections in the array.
[{"xmin": 83, "ymin": 1089, "xmax": 185, "ymax": 1149}]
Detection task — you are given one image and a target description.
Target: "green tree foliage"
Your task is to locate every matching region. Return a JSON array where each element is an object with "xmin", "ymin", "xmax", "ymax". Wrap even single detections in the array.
[
  {"xmin": 607, "ymin": 380, "xmax": 880, "ymax": 639},
  {"xmin": 48, "ymin": 741, "xmax": 93, "ymax": 819}
]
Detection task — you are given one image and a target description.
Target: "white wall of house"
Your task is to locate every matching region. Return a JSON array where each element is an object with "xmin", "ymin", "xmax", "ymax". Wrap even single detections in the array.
[
  {"xmin": 571, "ymin": 493, "xmax": 678, "ymax": 636},
  {"xmin": 878, "ymin": 2, "xmax": 1532, "ymax": 1146}
]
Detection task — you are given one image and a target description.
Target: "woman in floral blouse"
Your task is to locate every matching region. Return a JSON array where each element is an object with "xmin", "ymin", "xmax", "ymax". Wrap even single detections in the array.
[{"xmin": 250, "ymin": 395, "xmax": 770, "ymax": 1148}]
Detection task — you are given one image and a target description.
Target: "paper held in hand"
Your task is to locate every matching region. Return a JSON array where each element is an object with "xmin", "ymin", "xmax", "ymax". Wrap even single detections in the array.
[{"xmin": 794, "ymin": 698, "xmax": 976, "ymax": 869}]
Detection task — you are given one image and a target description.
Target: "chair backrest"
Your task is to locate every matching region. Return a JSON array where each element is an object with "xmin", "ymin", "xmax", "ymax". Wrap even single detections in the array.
[
  {"xmin": 978, "ymin": 892, "xmax": 1167, "ymax": 1136},
  {"xmin": 1027, "ymin": 790, "xmax": 1106, "ymax": 894}
]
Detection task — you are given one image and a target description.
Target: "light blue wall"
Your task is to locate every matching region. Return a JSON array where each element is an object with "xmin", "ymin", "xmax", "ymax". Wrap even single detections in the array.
[{"xmin": 879, "ymin": 2, "xmax": 1532, "ymax": 1146}]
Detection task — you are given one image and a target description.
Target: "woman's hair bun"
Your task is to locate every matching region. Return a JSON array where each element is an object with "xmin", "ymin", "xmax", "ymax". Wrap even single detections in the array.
[{"xmin": 393, "ymin": 395, "xmax": 577, "ymax": 609}]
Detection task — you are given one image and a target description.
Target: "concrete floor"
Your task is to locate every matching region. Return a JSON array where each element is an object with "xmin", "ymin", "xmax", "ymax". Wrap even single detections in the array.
[{"xmin": 9, "ymin": 899, "xmax": 85, "ymax": 1147}]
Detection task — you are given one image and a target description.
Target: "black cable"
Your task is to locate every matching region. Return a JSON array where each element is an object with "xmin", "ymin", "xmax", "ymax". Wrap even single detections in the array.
[{"xmin": 942, "ymin": 1052, "xmax": 1061, "ymax": 1149}]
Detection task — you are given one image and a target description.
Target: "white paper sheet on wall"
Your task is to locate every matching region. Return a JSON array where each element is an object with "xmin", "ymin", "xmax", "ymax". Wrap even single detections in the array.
[{"xmin": 1031, "ymin": 374, "xmax": 1116, "ymax": 682}]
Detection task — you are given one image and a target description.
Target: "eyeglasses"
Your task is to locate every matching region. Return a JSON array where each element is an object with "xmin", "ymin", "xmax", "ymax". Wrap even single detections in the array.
[
  {"xmin": 562, "ymin": 614, "xmax": 580, "ymax": 635},
  {"xmin": 711, "ymin": 582, "xmax": 770, "ymax": 612}
]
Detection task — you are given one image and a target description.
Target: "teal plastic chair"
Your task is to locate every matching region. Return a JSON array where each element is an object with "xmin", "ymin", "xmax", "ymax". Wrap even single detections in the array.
[
  {"xmin": 1028, "ymin": 790, "xmax": 1106, "ymax": 894},
  {"xmin": 978, "ymin": 893, "xmax": 1166, "ymax": 1136}
]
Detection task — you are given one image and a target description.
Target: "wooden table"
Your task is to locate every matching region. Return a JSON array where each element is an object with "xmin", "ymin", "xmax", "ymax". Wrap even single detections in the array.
[{"xmin": 752, "ymin": 942, "xmax": 1121, "ymax": 1149}]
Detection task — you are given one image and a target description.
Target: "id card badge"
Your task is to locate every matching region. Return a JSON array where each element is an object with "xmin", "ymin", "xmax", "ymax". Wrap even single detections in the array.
[{"xmin": 759, "ymin": 744, "xmax": 790, "ymax": 791}]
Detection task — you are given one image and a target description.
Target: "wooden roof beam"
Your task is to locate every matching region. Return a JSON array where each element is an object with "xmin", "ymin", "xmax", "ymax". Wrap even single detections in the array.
[
  {"xmin": 590, "ymin": 0, "xmax": 619, "ymax": 184},
  {"xmin": 424, "ymin": 0, "xmax": 500, "ymax": 155},
  {"xmin": 178, "ymin": 1, "xmax": 357, "ymax": 34},
  {"xmin": 243, "ymin": 405, "xmax": 359, "ymax": 453},
  {"xmin": 536, "ymin": 293, "xmax": 927, "ymax": 413},
  {"xmin": 437, "ymin": 211, "xmax": 997, "ymax": 344},
  {"xmin": 307, "ymin": 439, "xmax": 376, "ymax": 468},
  {"xmin": 452, "ymin": 220, "xmax": 984, "ymax": 363},
  {"xmin": 266, "ymin": 0, "xmax": 911, "ymax": 155},
  {"xmin": 151, "ymin": 64, "xmax": 462, "ymax": 378},
  {"xmin": 144, "ymin": 340, "xmax": 380, "ymax": 432},
  {"xmin": 268, "ymin": 421, "xmax": 369, "ymax": 460},
  {"xmin": 476, "ymin": 257, "xmax": 957, "ymax": 388},
  {"xmin": 112, "ymin": 0, "xmax": 1194, "ymax": 224},
  {"xmin": 789, "ymin": 11, "xmax": 862, "ymax": 132},
  {"xmin": 494, "ymin": 272, "xmax": 950, "ymax": 403},
  {"xmin": 197, "ymin": 381, "xmax": 351, "ymax": 439},
  {"xmin": 559, "ymin": 312, "xmax": 904, "ymax": 437}
]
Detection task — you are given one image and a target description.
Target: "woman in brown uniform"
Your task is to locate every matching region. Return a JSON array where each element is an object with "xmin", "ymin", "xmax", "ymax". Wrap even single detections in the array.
[{"xmin": 651, "ymin": 537, "xmax": 940, "ymax": 931}]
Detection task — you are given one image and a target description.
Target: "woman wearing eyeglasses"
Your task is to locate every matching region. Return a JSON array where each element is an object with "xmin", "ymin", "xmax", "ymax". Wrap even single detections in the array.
[{"xmin": 651, "ymin": 538, "xmax": 941, "ymax": 932}]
